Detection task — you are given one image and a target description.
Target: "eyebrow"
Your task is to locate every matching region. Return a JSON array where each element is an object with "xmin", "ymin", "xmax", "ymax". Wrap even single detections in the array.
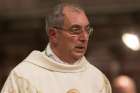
[{"xmin": 70, "ymin": 24, "xmax": 90, "ymax": 28}]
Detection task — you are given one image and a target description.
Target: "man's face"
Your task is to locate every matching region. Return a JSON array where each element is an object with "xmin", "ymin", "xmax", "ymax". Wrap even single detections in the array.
[{"xmin": 51, "ymin": 7, "xmax": 90, "ymax": 63}]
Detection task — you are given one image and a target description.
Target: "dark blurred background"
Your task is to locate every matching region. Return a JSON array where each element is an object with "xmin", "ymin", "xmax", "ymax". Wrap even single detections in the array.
[{"xmin": 0, "ymin": 0, "xmax": 140, "ymax": 92}]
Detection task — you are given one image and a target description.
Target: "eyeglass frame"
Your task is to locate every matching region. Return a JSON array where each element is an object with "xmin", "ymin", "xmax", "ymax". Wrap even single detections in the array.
[{"xmin": 52, "ymin": 24, "xmax": 93, "ymax": 36}]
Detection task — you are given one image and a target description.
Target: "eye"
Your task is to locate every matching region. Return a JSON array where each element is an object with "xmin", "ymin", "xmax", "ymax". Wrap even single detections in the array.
[
  {"xmin": 71, "ymin": 27, "xmax": 81, "ymax": 32},
  {"xmin": 69, "ymin": 25, "xmax": 82, "ymax": 34}
]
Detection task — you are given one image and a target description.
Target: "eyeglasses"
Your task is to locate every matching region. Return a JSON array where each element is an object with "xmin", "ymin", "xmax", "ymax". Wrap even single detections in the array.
[{"xmin": 53, "ymin": 24, "xmax": 93, "ymax": 36}]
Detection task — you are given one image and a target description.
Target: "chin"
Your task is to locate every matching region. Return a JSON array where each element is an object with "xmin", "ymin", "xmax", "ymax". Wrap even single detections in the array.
[{"xmin": 73, "ymin": 53, "xmax": 84, "ymax": 60}]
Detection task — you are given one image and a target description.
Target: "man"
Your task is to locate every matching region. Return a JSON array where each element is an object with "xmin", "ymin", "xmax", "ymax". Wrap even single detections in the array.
[
  {"xmin": 113, "ymin": 75, "xmax": 137, "ymax": 93},
  {"xmin": 1, "ymin": 3, "xmax": 112, "ymax": 93}
]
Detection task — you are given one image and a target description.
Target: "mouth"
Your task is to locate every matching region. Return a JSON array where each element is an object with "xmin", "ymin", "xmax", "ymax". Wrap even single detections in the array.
[{"xmin": 75, "ymin": 46, "xmax": 86, "ymax": 52}]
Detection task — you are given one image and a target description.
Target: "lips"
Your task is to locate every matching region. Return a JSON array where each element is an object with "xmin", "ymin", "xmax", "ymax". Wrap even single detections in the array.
[
  {"xmin": 76, "ymin": 46, "xmax": 85, "ymax": 49},
  {"xmin": 75, "ymin": 46, "xmax": 86, "ymax": 52}
]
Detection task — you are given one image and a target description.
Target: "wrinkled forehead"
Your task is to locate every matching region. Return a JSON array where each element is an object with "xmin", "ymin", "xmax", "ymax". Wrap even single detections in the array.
[
  {"xmin": 63, "ymin": 5, "xmax": 83, "ymax": 13},
  {"xmin": 63, "ymin": 6, "xmax": 86, "ymax": 17},
  {"xmin": 63, "ymin": 6, "xmax": 89, "ymax": 27}
]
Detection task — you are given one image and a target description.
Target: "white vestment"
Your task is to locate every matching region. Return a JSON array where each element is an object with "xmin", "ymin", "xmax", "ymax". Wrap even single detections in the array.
[{"xmin": 1, "ymin": 51, "xmax": 112, "ymax": 93}]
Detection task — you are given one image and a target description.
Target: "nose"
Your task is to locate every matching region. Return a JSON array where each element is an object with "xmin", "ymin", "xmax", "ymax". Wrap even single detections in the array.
[{"xmin": 79, "ymin": 30, "xmax": 89, "ymax": 42}]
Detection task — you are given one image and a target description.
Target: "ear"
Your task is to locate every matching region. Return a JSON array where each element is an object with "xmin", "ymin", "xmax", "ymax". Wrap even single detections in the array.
[{"xmin": 48, "ymin": 27, "xmax": 58, "ymax": 43}]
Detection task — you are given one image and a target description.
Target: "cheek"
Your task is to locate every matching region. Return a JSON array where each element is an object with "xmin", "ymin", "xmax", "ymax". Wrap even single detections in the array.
[
  {"xmin": 58, "ymin": 33, "xmax": 79, "ymax": 50},
  {"xmin": 67, "ymin": 36, "xmax": 78, "ymax": 46},
  {"xmin": 60, "ymin": 37, "xmax": 77, "ymax": 52},
  {"xmin": 68, "ymin": 38, "xmax": 80, "ymax": 53}
]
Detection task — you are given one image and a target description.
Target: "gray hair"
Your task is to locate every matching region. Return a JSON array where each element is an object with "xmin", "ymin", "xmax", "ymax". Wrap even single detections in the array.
[{"xmin": 45, "ymin": 3, "xmax": 85, "ymax": 33}]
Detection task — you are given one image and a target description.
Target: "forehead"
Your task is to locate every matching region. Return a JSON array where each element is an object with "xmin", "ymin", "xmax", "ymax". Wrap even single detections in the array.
[{"xmin": 63, "ymin": 6, "xmax": 89, "ymax": 27}]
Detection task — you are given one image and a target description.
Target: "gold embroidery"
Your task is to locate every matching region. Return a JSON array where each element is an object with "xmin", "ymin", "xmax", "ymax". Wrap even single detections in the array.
[{"xmin": 67, "ymin": 88, "xmax": 80, "ymax": 93}]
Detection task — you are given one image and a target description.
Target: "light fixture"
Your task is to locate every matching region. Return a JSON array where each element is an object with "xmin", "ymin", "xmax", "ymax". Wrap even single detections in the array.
[{"xmin": 122, "ymin": 33, "xmax": 140, "ymax": 51}]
